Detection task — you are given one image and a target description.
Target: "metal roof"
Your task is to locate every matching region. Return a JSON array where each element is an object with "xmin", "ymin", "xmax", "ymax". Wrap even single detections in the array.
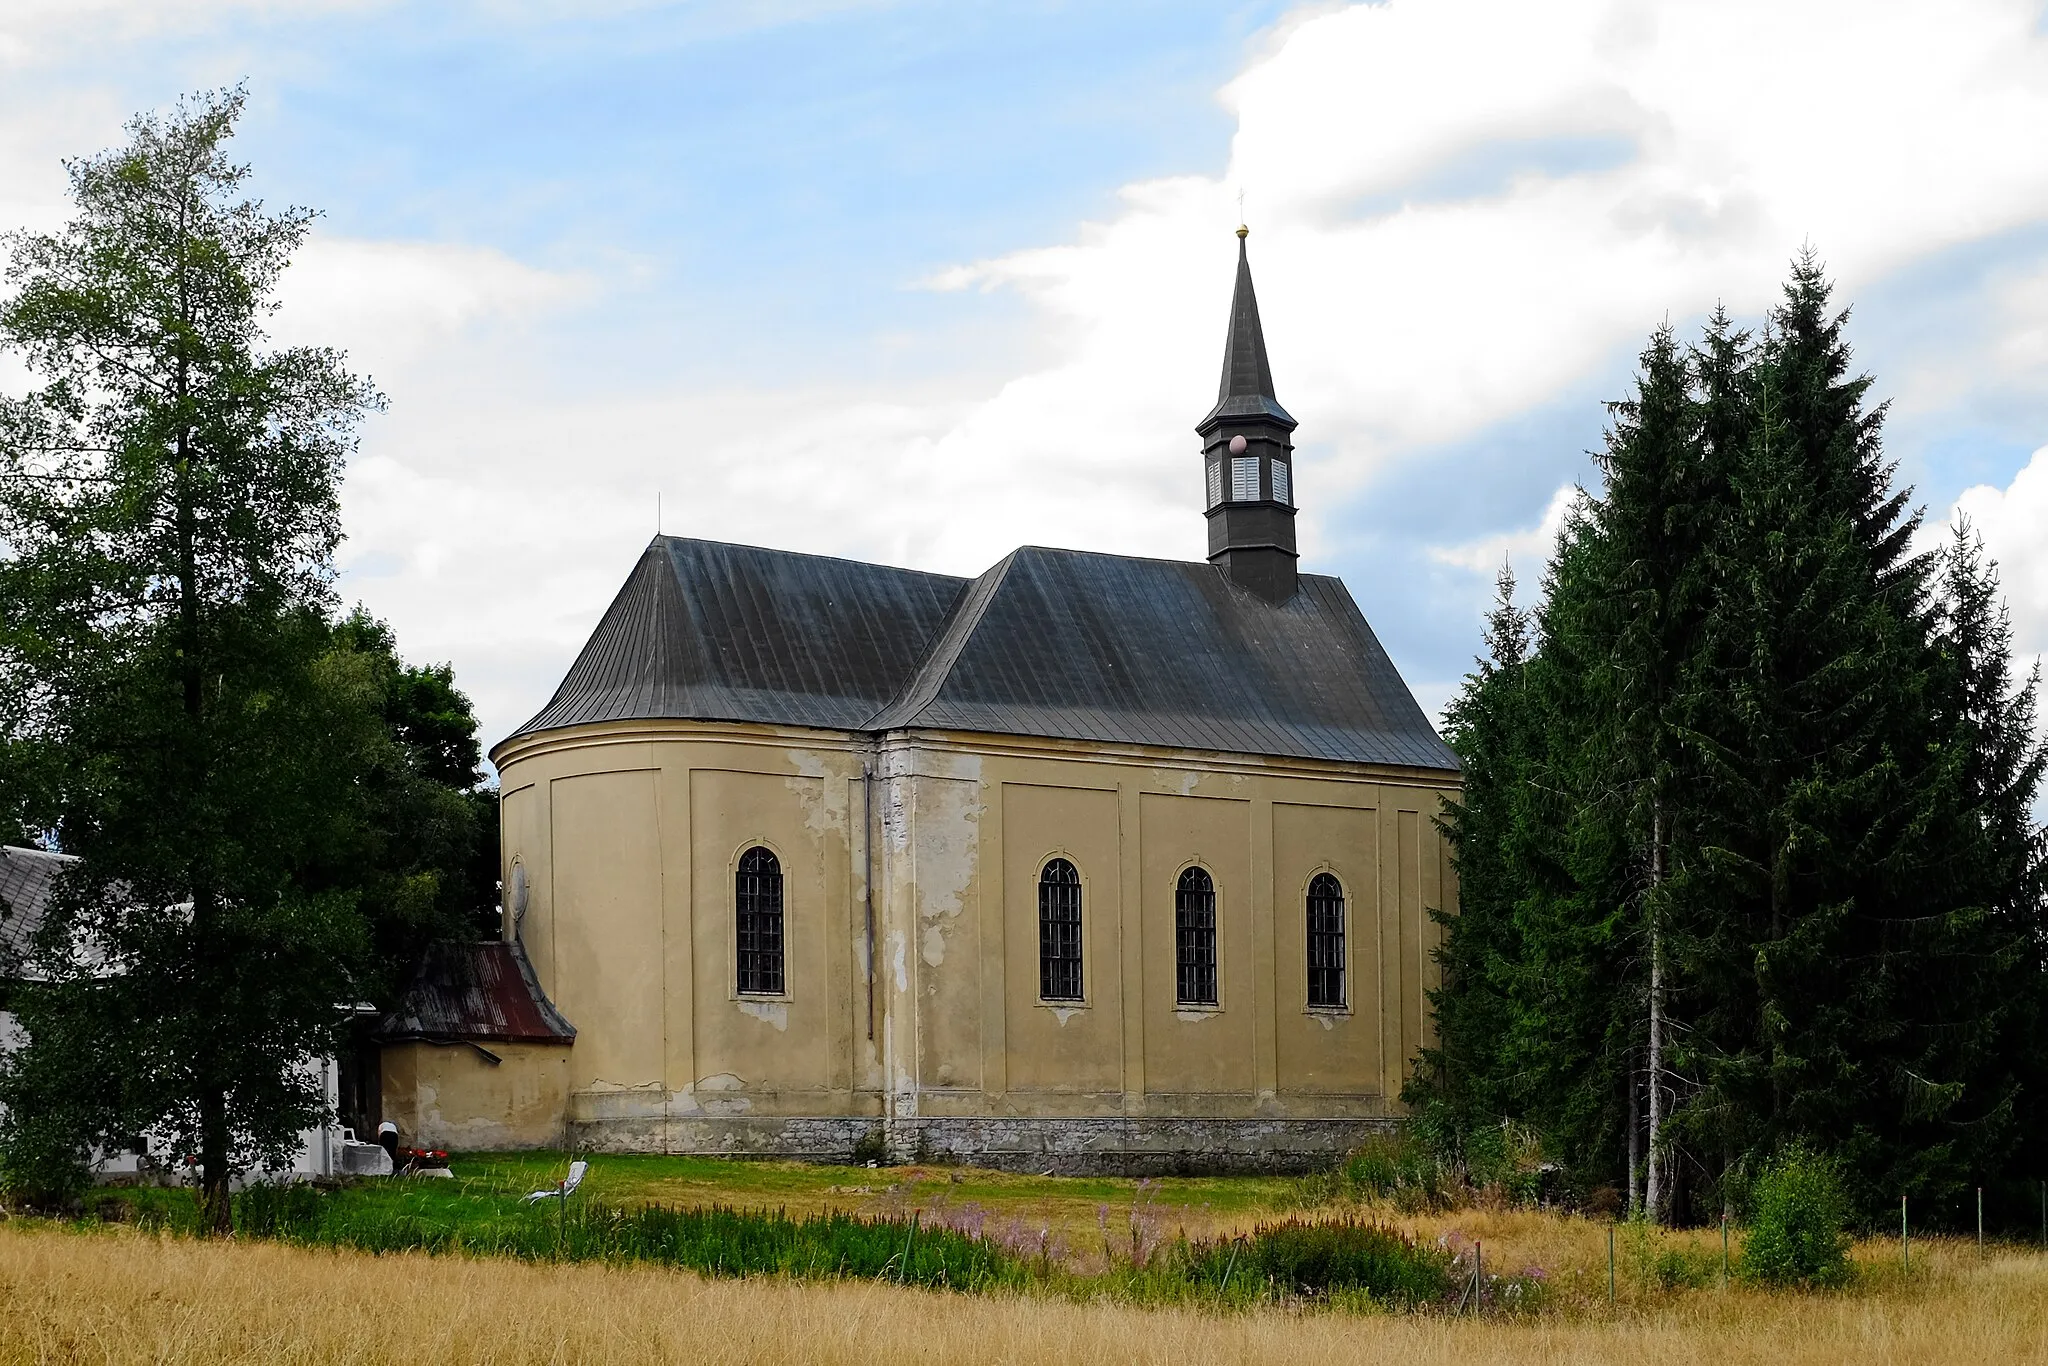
[
  {"xmin": 504, "ymin": 537, "xmax": 1457, "ymax": 772},
  {"xmin": 514, "ymin": 538, "xmax": 968, "ymax": 737},
  {"xmin": 373, "ymin": 940, "xmax": 576, "ymax": 1044},
  {"xmin": 1202, "ymin": 232, "xmax": 1296, "ymax": 430},
  {"xmin": 0, "ymin": 845, "xmax": 75, "ymax": 972},
  {"xmin": 867, "ymin": 547, "xmax": 1457, "ymax": 769}
]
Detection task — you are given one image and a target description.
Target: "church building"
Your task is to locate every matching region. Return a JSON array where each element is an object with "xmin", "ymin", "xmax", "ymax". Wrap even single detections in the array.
[{"xmin": 376, "ymin": 230, "xmax": 1462, "ymax": 1171}]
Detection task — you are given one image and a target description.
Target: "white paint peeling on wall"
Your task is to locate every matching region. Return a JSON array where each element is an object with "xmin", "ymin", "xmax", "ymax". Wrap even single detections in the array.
[
  {"xmin": 783, "ymin": 748, "xmax": 849, "ymax": 837},
  {"xmin": 1173, "ymin": 1009, "xmax": 1219, "ymax": 1024},
  {"xmin": 911, "ymin": 764, "xmax": 981, "ymax": 978},
  {"xmin": 695, "ymin": 1072, "xmax": 748, "ymax": 1091},
  {"xmin": 890, "ymin": 930, "xmax": 909, "ymax": 993},
  {"xmin": 1050, "ymin": 1007, "xmax": 1082, "ymax": 1026},
  {"xmin": 737, "ymin": 999, "xmax": 789, "ymax": 1031}
]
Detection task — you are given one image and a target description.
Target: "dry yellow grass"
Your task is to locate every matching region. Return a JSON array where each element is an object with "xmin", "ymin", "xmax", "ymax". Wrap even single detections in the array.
[{"xmin": 2, "ymin": 1223, "xmax": 2046, "ymax": 1365}]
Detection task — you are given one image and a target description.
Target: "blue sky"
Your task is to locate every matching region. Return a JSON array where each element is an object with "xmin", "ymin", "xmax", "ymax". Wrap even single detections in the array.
[{"xmin": 5, "ymin": 1, "xmax": 2047, "ymax": 753}]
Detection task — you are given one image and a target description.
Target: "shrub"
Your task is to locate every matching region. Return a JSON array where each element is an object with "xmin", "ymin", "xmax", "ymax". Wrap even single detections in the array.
[
  {"xmin": 1741, "ymin": 1146, "xmax": 1853, "ymax": 1288},
  {"xmin": 1188, "ymin": 1216, "xmax": 1455, "ymax": 1305},
  {"xmin": 849, "ymin": 1128, "xmax": 889, "ymax": 1166},
  {"xmin": 1335, "ymin": 1132, "xmax": 1447, "ymax": 1210},
  {"xmin": 0, "ymin": 1108, "xmax": 91, "ymax": 1212}
]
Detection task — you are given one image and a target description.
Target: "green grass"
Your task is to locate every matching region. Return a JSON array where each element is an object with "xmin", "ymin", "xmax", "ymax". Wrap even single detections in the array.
[{"xmin": 82, "ymin": 1154, "xmax": 1464, "ymax": 1311}]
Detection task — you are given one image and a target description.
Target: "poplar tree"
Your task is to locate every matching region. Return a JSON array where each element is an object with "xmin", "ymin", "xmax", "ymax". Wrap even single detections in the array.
[{"xmin": 0, "ymin": 89, "xmax": 383, "ymax": 1228}]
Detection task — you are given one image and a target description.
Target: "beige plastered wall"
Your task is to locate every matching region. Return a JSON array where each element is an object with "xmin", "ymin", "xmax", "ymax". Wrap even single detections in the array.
[
  {"xmin": 380, "ymin": 1040, "xmax": 572, "ymax": 1150},
  {"xmin": 488, "ymin": 719, "xmax": 1458, "ymax": 1144}
]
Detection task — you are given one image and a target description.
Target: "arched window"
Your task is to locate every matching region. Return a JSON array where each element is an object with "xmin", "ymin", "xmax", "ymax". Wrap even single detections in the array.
[
  {"xmin": 1307, "ymin": 873, "xmax": 1345, "ymax": 1008},
  {"xmin": 1175, "ymin": 867, "xmax": 1218, "ymax": 1006},
  {"xmin": 1038, "ymin": 858, "xmax": 1083, "ymax": 1001},
  {"xmin": 736, "ymin": 846, "xmax": 784, "ymax": 995}
]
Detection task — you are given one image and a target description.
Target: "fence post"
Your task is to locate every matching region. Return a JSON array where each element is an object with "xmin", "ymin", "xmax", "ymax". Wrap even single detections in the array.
[
  {"xmin": 1978, "ymin": 1187, "xmax": 1984, "ymax": 1252},
  {"xmin": 1608, "ymin": 1224, "xmax": 1616, "ymax": 1306},
  {"xmin": 1901, "ymin": 1195, "xmax": 1908, "ymax": 1272},
  {"xmin": 1720, "ymin": 1213, "xmax": 1729, "ymax": 1288}
]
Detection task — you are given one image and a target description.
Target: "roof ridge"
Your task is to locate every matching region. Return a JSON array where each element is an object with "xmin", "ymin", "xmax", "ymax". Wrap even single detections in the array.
[
  {"xmin": 656, "ymin": 533, "xmax": 970, "ymax": 584},
  {"xmin": 863, "ymin": 549, "xmax": 1020, "ymax": 730}
]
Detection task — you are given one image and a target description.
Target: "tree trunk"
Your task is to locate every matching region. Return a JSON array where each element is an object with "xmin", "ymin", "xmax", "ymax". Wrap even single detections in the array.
[
  {"xmin": 172, "ymin": 194, "xmax": 231, "ymax": 1235},
  {"xmin": 1627, "ymin": 1070, "xmax": 1641, "ymax": 1218},
  {"xmin": 198, "ymin": 1062, "xmax": 231, "ymax": 1235},
  {"xmin": 1645, "ymin": 798, "xmax": 1667, "ymax": 1225}
]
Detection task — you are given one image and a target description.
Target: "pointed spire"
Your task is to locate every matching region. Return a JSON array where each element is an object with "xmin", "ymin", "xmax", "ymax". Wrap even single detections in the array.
[
  {"xmin": 1204, "ymin": 226, "xmax": 1295, "ymax": 428},
  {"xmin": 1197, "ymin": 226, "xmax": 1300, "ymax": 604}
]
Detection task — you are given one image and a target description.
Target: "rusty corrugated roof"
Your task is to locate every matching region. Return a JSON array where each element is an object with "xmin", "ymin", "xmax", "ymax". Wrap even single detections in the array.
[
  {"xmin": 374, "ymin": 940, "xmax": 576, "ymax": 1044},
  {"xmin": 499, "ymin": 536, "xmax": 1458, "ymax": 773}
]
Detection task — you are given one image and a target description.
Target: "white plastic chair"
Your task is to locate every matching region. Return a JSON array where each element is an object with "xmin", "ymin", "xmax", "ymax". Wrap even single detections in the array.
[{"xmin": 522, "ymin": 1159, "xmax": 587, "ymax": 1203}]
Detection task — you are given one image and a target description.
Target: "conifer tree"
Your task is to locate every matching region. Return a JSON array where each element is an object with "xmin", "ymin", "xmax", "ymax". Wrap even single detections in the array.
[
  {"xmin": 1422, "ymin": 255, "xmax": 2048, "ymax": 1219},
  {"xmin": 0, "ymin": 90, "xmax": 382, "ymax": 1228}
]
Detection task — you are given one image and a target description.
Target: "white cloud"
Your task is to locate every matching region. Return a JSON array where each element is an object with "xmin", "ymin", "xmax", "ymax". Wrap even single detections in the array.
[
  {"xmin": 1429, "ymin": 484, "xmax": 1580, "ymax": 578},
  {"xmin": 273, "ymin": 236, "xmax": 592, "ymax": 376},
  {"xmin": 1949, "ymin": 445, "xmax": 2048, "ymax": 661},
  {"xmin": 14, "ymin": 0, "xmax": 2048, "ymax": 753}
]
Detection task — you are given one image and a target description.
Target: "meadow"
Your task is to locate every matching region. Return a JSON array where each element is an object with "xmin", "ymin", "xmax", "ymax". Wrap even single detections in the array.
[{"xmin": 2, "ymin": 1153, "xmax": 2042, "ymax": 1364}]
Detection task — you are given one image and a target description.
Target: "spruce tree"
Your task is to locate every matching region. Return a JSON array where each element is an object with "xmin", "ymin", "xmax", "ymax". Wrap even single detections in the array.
[{"xmin": 1424, "ymin": 255, "xmax": 2047, "ymax": 1219}]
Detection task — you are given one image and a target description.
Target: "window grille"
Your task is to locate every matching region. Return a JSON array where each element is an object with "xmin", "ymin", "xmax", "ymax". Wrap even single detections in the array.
[
  {"xmin": 1038, "ymin": 858, "xmax": 1083, "ymax": 1001},
  {"xmin": 1207, "ymin": 459, "xmax": 1224, "ymax": 509},
  {"xmin": 1175, "ymin": 866, "xmax": 1218, "ymax": 1006},
  {"xmin": 1307, "ymin": 872, "xmax": 1345, "ymax": 1008},
  {"xmin": 1230, "ymin": 456, "xmax": 1259, "ymax": 501},
  {"xmin": 1271, "ymin": 459, "xmax": 1291, "ymax": 506},
  {"xmin": 736, "ymin": 846, "xmax": 784, "ymax": 995}
]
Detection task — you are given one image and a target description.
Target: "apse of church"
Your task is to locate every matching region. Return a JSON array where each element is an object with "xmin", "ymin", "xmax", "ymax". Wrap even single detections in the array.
[{"xmin": 377, "ymin": 229, "xmax": 1461, "ymax": 1171}]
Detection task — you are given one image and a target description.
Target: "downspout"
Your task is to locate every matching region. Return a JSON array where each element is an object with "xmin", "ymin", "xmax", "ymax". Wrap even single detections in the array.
[{"xmin": 862, "ymin": 760, "xmax": 876, "ymax": 1043}]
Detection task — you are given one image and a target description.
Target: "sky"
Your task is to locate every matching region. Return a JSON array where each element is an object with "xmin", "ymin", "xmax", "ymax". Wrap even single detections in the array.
[{"xmin": 3, "ymin": 0, "xmax": 2047, "ymax": 764}]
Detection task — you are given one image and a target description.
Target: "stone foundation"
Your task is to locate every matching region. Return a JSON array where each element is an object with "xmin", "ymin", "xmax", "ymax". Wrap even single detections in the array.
[{"xmin": 568, "ymin": 1113, "xmax": 1398, "ymax": 1175}]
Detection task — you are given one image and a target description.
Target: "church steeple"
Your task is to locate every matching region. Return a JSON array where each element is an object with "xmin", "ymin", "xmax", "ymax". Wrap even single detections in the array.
[{"xmin": 1198, "ymin": 226, "xmax": 1299, "ymax": 603}]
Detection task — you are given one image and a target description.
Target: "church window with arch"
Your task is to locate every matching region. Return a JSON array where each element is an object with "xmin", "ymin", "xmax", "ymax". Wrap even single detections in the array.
[
  {"xmin": 1306, "ymin": 872, "xmax": 1345, "ymax": 1008},
  {"xmin": 736, "ymin": 846, "xmax": 785, "ymax": 995},
  {"xmin": 1038, "ymin": 858, "xmax": 1083, "ymax": 1002},
  {"xmin": 1175, "ymin": 866, "xmax": 1218, "ymax": 1006}
]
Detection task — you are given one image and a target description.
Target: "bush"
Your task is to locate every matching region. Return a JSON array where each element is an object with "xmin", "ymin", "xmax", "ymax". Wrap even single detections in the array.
[
  {"xmin": 1188, "ymin": 1216, "xmax": 1455, "ymax": 1305},
  {"xmin": 1741, "ymin": 1146, "xmax": 1853, "ymax": 1288},
  {"xmin": 0, "ymin": 1108, "xmax": 91, "ymax": 1212},
  {"xmin": 1334, "ymin": 1132, "xmax": 1448, "ymax": 1210}
]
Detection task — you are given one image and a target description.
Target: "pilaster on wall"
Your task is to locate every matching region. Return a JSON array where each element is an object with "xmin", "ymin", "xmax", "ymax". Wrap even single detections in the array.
[
  {"xmin": 658, "ymin": 764, "xmax": 694, "ymax": 1153},
  {"xmin": 1251, "ymin": 796, "xmax": 1278, "ymax": 1108},
  {"xmin": 1117, "ymin": 780, "xmax": 1144, "ymax": 1112},
  {"xmin": 878, "ymin": 744, "xmax": 918, "ymax": 1122}
]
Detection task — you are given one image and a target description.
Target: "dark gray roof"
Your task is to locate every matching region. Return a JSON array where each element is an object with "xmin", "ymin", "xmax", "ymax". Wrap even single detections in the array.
[
  {"xmin": 505, "ymin": 537, "xmax": 1456, "ymax": 772},
  {"xmin": 515, "ymin": 538, "xmax": 968, "ymax": 736},
  {"xmin": 0, "ymin": 845, "xmax": 74, "ymax": 973},
  {"xmin": 1203, "ymin": 232, "xmax": 1296, "ymax": 429},
  {"xmin": 374, "ymin": 940, "xmax": 576, "ymax": 1044}
]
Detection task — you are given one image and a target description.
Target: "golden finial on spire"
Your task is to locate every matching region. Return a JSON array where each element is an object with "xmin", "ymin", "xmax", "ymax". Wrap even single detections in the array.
[{"xmin": 1236, "ymin": 224, "xmax": 1249, "ymax": 239}]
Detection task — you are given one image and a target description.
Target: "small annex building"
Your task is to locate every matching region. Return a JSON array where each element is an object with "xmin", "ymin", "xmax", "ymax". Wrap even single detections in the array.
[{"xmin": 402, "ymin": 231, "xmax": 1462, "ymax": 1171}]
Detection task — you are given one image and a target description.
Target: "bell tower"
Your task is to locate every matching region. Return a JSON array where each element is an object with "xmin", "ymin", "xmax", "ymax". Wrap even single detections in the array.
[{"xmin": 1198, "ymin": 225, "xmax": 1298, "ymax": 603}]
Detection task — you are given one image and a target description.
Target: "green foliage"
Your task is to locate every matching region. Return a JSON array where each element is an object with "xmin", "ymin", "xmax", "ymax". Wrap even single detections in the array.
[
  {"xmin": 0, "ymin": 88, "xmax": 443, "ymax": 1231},
  {"xmin": 0, "ymin": 1082, "xmax": 90, "ymax": 1210},
  {"xmin": 230, "ymin": 1187, "xmax": 1023, "ymax": 1291},
  {"xmin": 1186, "ymin": 1216, "xmax": 1455, "ymax": 1305},
  {"xmin": 849, "ymin": 1127, "xmax": 889, "ymax": 1166},
  {"xmin": 1415, "ymin": 253, "xmax": 2048, "ymax": 1222},
  {"xmin": 1741, "ymin": 1147, "xmax": 1854, "ymax": 1288}
]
